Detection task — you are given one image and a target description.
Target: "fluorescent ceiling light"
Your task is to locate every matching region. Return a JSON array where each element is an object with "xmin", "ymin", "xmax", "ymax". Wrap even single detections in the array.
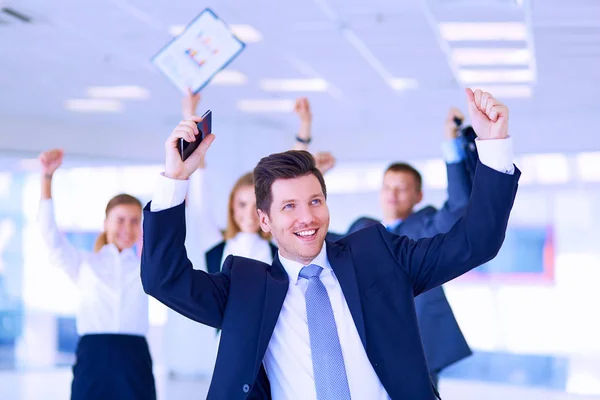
[
  {"xmin": 65, "ymin": 99, "xmax": 123, "ymax": 113},
  {"xmin": 576, "ymin": 152, "xmax": 600, "ymax": 182},
  {"xmin": 470, "ymin": 85, "xmax": 532, "ymax": 98},
  {"xmin": 260, "ymin": 78, "xmax": 328, "ymax": 92},
  {"xmin": 211, "ymin": 70, "xmax": 247, "ymax": 85},
  {"xmin": 237, "ymin": 99, "xmax": 295, "ymax": 113},
  {"xmin": 452, "ymin": 48, "xmax": 530, "ymax": 66},
  {"xmin": 439, "ymin": 22, "xmax": 528, "ymax": 41},
  {"xmin": 169, "ymin": 24, "xmax": 263, "ymax": 43},
  {"xmin": 389, "ymin": 78, "xmax": 419, "ymax": 91},
  {"xmin": 458, "ymin": 68, "xmax": 534, "ymax": 83},
  {"xmin": 230, "ymin": 24, "xmax": 263, "ymax": 43},
  {"xmin": 85, "ymin": 85, "xmax": 149, "ymax": 100}
]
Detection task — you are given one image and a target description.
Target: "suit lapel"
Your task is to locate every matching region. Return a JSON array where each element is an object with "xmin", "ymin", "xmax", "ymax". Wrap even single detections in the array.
[
  {"xmin": 255, "ymin": 255, "xmax": 289, "ymax": 372},
  {"xmin": 326, "ymin": 241, "xmax": 367, "ymax": 349}
]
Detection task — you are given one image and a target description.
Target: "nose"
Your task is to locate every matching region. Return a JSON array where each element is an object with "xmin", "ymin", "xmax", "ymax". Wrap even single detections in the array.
[{"xmin": 296, "ymin": 204, "xmax": 315, "ymax": 226}]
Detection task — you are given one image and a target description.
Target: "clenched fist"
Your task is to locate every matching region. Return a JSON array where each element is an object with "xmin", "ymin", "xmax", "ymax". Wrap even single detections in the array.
[
  {"xmin": 39, "ymin": 149, "xmax": 64, "ymax": 176},
  {"xmin": 465, "ymin": 89, "xmax": 509, "ymax": 140}
]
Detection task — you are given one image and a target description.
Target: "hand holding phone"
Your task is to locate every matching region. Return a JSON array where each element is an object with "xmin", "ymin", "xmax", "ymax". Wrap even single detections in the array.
[
  {"xmin": 180, "ymin": 110, "xmax": 212, "ymax": 161},
  {"xmin": 164, "ymin": 114, "xmax": 215, "ymax": 181}
]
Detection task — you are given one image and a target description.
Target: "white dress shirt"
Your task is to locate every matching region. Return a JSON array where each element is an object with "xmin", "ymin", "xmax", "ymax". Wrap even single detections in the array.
[
  {"xmin": 150, "ymin": 137, "xmax": 515, "ymax": 396},
  {"xmin": 264, "ymin": 245, "xmax": 391, "ymax": 400},
  {"xmin": 38, "ymin": 199, "xmax": 148, "ymax": 336}
]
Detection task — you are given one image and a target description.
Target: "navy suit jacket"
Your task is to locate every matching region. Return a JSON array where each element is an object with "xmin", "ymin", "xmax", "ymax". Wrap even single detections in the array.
[
  {"xmin": 205, "ymin": 241, "xmax": 278, "ymax": 274},
  {"xmin": 141, "ymin": 162, "xmax": 520, "ymax": 400},
  {"xmin": 331, "ymin": 161, "xmax": 474, "ymax": 373}
]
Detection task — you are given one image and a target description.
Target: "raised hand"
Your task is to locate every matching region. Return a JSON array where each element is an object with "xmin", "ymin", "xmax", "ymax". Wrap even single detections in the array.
[
  {"xmin": 465, "ymin": 88, "xmax": 509, "ymax": 140},
  {"xmin": 39, "ymin": 149, "xmax": 64, "ymax": 176},
  {"xmin": 444, "ymin": 107, "xmax": 465, "ymax": 139},
  {"xmin": 294, "ymin": 97, "xmax": 312, "ymax": 123},
  {"xmin": 164, "ymin": 117, "xmax": 215, "ymax": 180},
  {"xmin": 314, "ymin": 151, "xmax": 336, "ymax": 175}
]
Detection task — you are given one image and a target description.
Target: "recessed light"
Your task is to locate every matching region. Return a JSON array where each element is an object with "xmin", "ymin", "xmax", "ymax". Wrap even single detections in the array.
[
  {"xmin": 65, "ymin": 99, "xmax": 124, "ymax": 113},
  {"xmin": 230, "ymin": 24, "xmax": 263, "ymax": 43},
  {"xmin": 388, "ymin": 78, "xmax": 419, "ymax": 91},
  {"xmin": 452, "ymin": 48, "xmax": 530, "ymax": 66},
  {"xmin": 260, "ymin": 78, "xmax": 328, "ymax": 92},
  {"xmin": 439, "ymin": 22, "xmax": 528, "ymax": 41},
  {"xmin": 236, "ymin": 99, "xmax": 295, "ymax": 113},
  {"xmin": 458, "ymin": 68, "xmax": 534, "ymax": 83},
  {"xmin": 211, "ymin": 70, "xmax": 247, "ymax": 85},
  {"xmin": 85, "ymin": 85, "xmax": 150, "ymax": 100},
  {"xmin": 470, "ymin": 85, "xmax": 533, "ymax": 98}
]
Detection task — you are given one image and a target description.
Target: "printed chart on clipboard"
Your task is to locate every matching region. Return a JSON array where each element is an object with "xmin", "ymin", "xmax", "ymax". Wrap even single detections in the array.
[{"xmin": 152, "ymin": 8, "xmax": 246, "ymax": 94}]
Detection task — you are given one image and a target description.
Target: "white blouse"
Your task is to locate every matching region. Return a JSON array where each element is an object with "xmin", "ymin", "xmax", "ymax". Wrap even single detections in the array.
[{"xmin": 38, "ymin": 199, "xmax": 148, "ymax": 337}]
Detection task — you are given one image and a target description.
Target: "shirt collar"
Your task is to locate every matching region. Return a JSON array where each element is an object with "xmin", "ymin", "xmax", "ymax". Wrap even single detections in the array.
[
  {"xmin": 278, "ymin": 243, "xmax": 330, "ymax": 285},
  {"xmin": 385, "ymin": 218, "xmax": 403, "ymax": 231},
  {"xmin": 101, "ymin": 243, "xmax": 137, "ymax": 260}
]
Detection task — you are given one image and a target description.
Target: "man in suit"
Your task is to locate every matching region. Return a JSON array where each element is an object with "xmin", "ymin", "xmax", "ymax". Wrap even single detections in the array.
[
  {"xmin": 141, "ymin": 89, "xmax": 520, "ymax": 400},
  {"xmin": 335, "ymin": 108, "xmax": 475, "ymax": 389}
]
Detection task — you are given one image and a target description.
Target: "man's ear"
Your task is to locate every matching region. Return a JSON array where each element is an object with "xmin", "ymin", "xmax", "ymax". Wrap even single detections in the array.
[
  {"xmin": 416, "ymin": 190, "xmax": 424, "ymax": 204},
  {"xmin": 257, "ymin": 209, "xmax": 271, "ymax": 233}
]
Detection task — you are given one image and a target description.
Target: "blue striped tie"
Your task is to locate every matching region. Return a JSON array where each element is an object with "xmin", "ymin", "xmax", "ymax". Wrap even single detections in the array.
[{"xmin": 299, "ymin": 264, "xmax": 351, "ymax": 400}]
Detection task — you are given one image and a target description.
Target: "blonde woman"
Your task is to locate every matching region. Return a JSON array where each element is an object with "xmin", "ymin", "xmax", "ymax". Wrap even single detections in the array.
[{"xmin": 38, "ymin": 149, "xmax": 155, "ymax": 400}]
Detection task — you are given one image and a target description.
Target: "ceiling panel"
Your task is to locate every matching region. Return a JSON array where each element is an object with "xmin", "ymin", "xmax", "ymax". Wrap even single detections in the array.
[{"xmin": 0, "ymin": 0, "xmax": 599, "ymax": 172}]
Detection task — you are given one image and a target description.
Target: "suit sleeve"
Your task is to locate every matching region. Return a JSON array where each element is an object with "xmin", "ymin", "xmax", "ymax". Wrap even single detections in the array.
[
  {"xmin": 426, "ymin": 160, "xmax": 472, "ymax": 235},
  {"xmin": 141, "ymin": 202, "xmax": 230, "ymax": 329},
  {"xmin": 382, "ymin": 161, "xmax": 520, "ymax": 296}
]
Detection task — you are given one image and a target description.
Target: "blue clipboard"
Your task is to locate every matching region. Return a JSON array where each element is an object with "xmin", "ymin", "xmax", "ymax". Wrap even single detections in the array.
[{"xmin": 151, "ymin": 8, "xmax": 246, "ymax": 94}]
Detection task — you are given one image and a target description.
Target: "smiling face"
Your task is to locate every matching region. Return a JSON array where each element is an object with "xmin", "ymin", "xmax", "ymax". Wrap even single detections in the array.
[
  {"xmin": 104, "ymin": 204, "xmax": 141, "ymax": 251},
  {"xmin": 257, "ymin": 173, "xmax": 329, "ymax": 265},
  {"xmin": 232, "ymin": 184, "xmax": 260, "ymax": 234}
]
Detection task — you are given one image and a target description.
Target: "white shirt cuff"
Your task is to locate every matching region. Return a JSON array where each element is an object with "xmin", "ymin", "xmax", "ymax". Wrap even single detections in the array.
[
  {"xmin": 475, "ymin": 137, "xmax": 515, "ymax": 175},
  {"xmin": 440, "ymin": 138, "xmax": 465, "ymax": 164},
  {"xmin": 150, "ymin": 173, "xmax": 190, "ymax": 212}
]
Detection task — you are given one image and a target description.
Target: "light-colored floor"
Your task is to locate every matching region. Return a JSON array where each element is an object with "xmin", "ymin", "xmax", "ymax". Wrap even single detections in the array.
[{"xmin": 1, "ymin": 367, "xmax": 600, "ymax": 400}]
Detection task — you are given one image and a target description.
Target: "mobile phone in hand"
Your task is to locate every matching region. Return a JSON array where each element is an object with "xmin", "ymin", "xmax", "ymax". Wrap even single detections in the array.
[{"xmin": 179, "ymin": 110, "xmax": 212, "ymax": 161}]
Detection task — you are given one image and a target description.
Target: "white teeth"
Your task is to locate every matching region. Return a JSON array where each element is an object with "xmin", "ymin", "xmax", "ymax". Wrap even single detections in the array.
[{"xmin": 296, "ymin": 229, "xmax": 316, "ymax": 237}]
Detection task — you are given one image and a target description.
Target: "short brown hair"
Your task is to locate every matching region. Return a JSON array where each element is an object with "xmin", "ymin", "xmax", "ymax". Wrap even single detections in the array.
[
  {"xmin": 254, "ymin": 150, "xmax": 327, "ymax": 215},
  {"xmin": 385, "ymin": 163, "xmax": 423, "ymax": 191},
  {"xmin": 94, "ymin": 193, "xmax": 142, "ymax": 252},
  {"xmin": 223, "ymin": 172, "xmax": 270, "ymax": 241}
]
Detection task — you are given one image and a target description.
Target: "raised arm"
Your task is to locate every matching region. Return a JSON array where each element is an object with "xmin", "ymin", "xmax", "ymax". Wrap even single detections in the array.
[
  {"xmin": 37, "ymin": 149, "xmax": 84, "ymax": 281},
  {"xmin": 140, "ymin": 116, "xmax": 229, "ymax": 327},
  {"xmin": 428, "ymin": 108, "xmax": 473, "ymax": 234},
  {"xmin": 182, "ymin": 88, "xmax": 226, "ymax": 259},
  {"xmin": 292, "ymin": 97, "xmax": 313, "ymax": 151},
  {"xmin": 387, "ymin": 89, "xmax": 519, "ymax": 294}
]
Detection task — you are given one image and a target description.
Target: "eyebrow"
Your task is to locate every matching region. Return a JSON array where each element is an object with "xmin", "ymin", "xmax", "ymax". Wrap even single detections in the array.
[{"xmin": 278, "ymin": 193, "xmax": 323, "ymax": 205}]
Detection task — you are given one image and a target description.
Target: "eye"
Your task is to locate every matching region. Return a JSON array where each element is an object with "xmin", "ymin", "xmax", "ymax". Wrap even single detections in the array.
[
  {"xmin": 311, "ymin": 199, "xmax": 321, "ymax": 206},
  {"xmin": 283, "ymin": 203, "xmax": 294, "ymax": 211}
]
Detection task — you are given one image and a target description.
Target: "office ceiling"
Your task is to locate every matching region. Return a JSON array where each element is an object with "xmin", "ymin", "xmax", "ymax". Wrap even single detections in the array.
[{"xmin": 1, "ymin": 0, "xmax": 599, "ymax": 171}]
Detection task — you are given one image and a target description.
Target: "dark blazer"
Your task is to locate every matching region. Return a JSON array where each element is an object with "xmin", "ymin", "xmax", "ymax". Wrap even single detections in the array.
[
  {"xmin": 141, "ymin": 162, "xmax": 520, "ymax": 400},
  {"xmin": 205, "ymin": 241, "xmax": 278, "ymax": 274},
  {"xmin": 336, "ymin": 161, "xmax": 474, "ymax": 373}
]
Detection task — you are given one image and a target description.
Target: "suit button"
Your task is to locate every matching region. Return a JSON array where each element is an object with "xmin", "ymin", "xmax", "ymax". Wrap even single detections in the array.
[{"xmin": 242, "ymin": 384, "xmax": 250, "ymax": 393}]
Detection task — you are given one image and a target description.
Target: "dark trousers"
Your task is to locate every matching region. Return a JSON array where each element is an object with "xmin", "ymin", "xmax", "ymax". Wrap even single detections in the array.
[{"xmin": 71, "ymin": 334, "xmax": 156, "ymax": 400}]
